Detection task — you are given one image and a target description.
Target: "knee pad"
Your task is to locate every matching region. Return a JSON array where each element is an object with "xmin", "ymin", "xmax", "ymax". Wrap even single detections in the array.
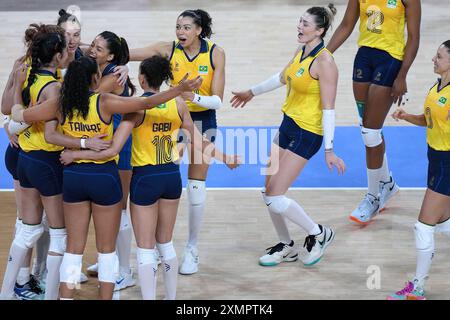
[
  {"xmin": 264, "ymin": 195, "xmax": 291, "ymax": 215},
  {"xmin": 48, "ymin": 228, "xmax": 67, "ymax": 255},
  {"xmin": 120, "ymin": 211, "xmax": 131, "ymax": 231},
  {"xmin": 13, "ymin": 223, "xmax": 44, "ymax": 249},
  {"xmin": 156, "ymin": 241, "xmax": 177, "ymax": 261},
  {"xmin": 414, "ymin": 222, "xmax": 435, "ymax": 252},
  {"xmin": 361, "ymin": 127, "xmax": 382, "ymax": 148},
  {"xmin": 436, "ymin": 218, "xmax": 450, "ymax": 235},
  {"xmin": 60, "ymin": 252, "xmax": 83, "ymax": 285},
  {"xmin": 98, "ymin": 251, "xmax": 119, "ymax": 283},
  {"xmin": 187, "ymin": 179, "xmax": 206, "ymax": 206},
  {"xmin": 41, "ymin": 213, "xmax": 49, "ymax": 232},
  {"xmin": 137, "ymin": 247, "xmax": 158, "ymax": 266}
]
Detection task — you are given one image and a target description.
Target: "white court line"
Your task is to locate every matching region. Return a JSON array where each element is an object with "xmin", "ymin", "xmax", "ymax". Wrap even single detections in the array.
[{"xmin": 0, "ymin": 187, "xmax": 427, "ymax": 192}]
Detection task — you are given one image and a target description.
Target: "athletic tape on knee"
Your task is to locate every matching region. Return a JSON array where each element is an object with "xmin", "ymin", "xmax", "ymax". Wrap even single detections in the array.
[
  {"xmin": 414, "ymin": 222, "xmax": 435, "ymax": 252},
  {"xmin": 13, "ymin": 223, "xmax": 44, "ymax": 249},
  {"xmin": 187, "ymin": 179, "xmax": 206, "ymax": 205},
  {"xmin": 264, "ymin": 195, "xmax": 291, "ymax": 215},
  {"xmin": 48, "ymin": 228, "xmax": 67, "ymax": 255},
  {"xmin": 120, "ymin": 211, "xmax": 131, "ymax": 231},
  {"xmin": 156, "ymin": 241, "xmax": 177, "ymax": 261},
  {"xmin": 60, "ymin": 253, "xmax": 83, "ymax": 285},
  {"xmin": 356, "ymin": 101, "xmax": 365, "ymax": 121},
  {"xmin": 361, "ymin": 127, "xmax": 382, "ymax": 147},
  {"xmin": 98, "ymin": 251, "xmax": 119, "ymax": 283},
  {"xmin": 137, "ymin": 247, "xmax": 158, "ymax": 266}
]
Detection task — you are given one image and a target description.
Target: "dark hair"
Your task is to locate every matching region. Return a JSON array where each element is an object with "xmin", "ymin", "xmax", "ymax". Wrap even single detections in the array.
[
  {"xmin": 306, "ymin": 3, "xmax": 337, "ymax": 39},
  {"xmin": 60, "ymin": 57, "xmax": 98, "ymax": 121},
  {"xmin": 24, "ymin": 23, "xmax": 66, "ymax": 58},
  {"xmin": 139, "ymin": 56, "xmax": 173, "ymax": 89},
  {"xmin": 442, "ymin": 40, "xmax": 450, "ymax": 55},
  {"xmin": 22, "ymin": 32, "xmax": 67, "ymax": 106},
  {"xmin": 178, "ymin": 9, "xmax": 213, "ymax": 39},
  {"xmin": 57, "ymin": 9, "xmax": 80, "ymax": 27},
  {"xmin": 98, "ymin": 31, "xmax": 136, "ymax": 96}
]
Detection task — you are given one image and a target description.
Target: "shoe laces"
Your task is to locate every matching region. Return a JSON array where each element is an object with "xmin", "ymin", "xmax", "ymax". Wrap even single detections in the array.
[
  {"xmin": 303, "ymin": 235, "xmax": 316, "ymax": 253},
  {"xmin": 266, "ymin": 242, "xmax": 287, "ymax": 255},
  {"xmin": 395, "ymin": 281, "xmax": 414, "ymax": 295},
  {"xmin": 359, "ymin": 194, "xmax": 378, "ymax": 210},
  {"xmin": 28, "ymin": 275, "xmax": 44, "ymax": 294}
]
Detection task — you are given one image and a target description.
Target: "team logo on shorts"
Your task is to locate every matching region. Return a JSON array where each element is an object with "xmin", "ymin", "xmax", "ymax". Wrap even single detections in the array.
[
  {"xmin": 198, "ymin": 65, "xmax": 208, "ymax": 75},
  {"xmin": 296, "ymin": 68, "xmax": 305, "ymax": 77},
  {"xmin": 387, "ymin": 0, "xmax": 397, "ymax": 9},
  {"xmin": 437, "ymin": 96, "xmax": 447, "ymax": 107}
]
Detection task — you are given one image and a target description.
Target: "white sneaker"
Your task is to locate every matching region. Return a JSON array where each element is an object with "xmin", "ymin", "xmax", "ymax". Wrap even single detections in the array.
[
  {"xmin": 349, "ymin": 193, "xmax": 380, "ymax": 224},
  {"xmin": 114, "ymin": 270, "xmax": 136, "ymax": 291},
  {"xmin": 379, "ymin": 174, "xmax": 399, "ymax": 210},
  {"xmin": 259, "ymin": 241, "xmax": 298, "ymax": 267},
  {"xmin": 179, "ymin": 246, "xmax": 199, "ymax": 275},
  {"xmin": 299, "ymin": 225, "xmax": 335, "ymax": 266},
  {"xmin": 86, "ymin": 263, "xmax": 98, "ymax": 277},
  {"xmin": 79, "ymin": 272, "xmax": 88, "ymax": 283}
]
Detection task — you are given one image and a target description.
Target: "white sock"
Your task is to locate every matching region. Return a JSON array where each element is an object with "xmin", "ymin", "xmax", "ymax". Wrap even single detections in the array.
[
  {"xmin": 379, "ymin": 153, "xmax": 391, "ymax": 183},
  {"xmin": 45, "ymin": 255, "xmax": 63, "ymax": 300},
  {"xmin": 156, "ymin": 241, "xmax": 178, "ymax": 300},
  {"xmin": 414, "ymin": 222, "xmax": 435, "ymax": 289},
  {"xmin": 436, "ymin": 217, "xmax": 450, "ymax": 235},
  {"xmin": 17, "ymin": 267, "xmax": 30, "ymax": 286},
  {"xmin": 187, "ymin": 180, "xmax": 206, "ymax": 247},
  {"xmin": 137, "ymin": 247, "xmax": 157, "ymax": 300},
  {"xmin": 33, "ymin": 230, "xmax": 50, "ymax": 277},
  {"xmin": 261, "ymin": 190, "xmax": 291, "ymax": 243},
  {"xmin": 367, "ymin": 167, "xmax": 381, "ymax": 196},
  {"xmin": 272, "ymin": 199, "xmax": 320, "ymax": 236},
  {"xmin": 0, "ymin": 243, "xmax": 28, "ymax": 299},
  {"xmin": 117, "ymin": 210, "xmax": 132, "ymax": 274}
]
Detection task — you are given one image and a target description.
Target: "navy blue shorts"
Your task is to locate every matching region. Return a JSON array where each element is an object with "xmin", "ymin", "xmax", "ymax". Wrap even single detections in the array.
[
  {"xmin": 130, "ymin": 162, "xmax": 182, "ymax": 206},
  {"xmin": 113, "ymin": 114, "xmax": 132, "ymax": 171},
  {"xmin": 63, "ymin": 161, "xmax": 123, "ymax": 206},
  {"xmin": 353, "ymin": 46, "xmax": 402, "ymax": 87},
  {"xmin": 5, "ymin": 144, "xmax": 20, "ymax": 180},
  {"xmin": 17, "ymin": 150, "xmax": 63, "ymax": 196},
  {"xmin": 427, "ymin": 146, "xmax": 450, "ymax": 197},
  {"xmin": 274, "ymin": 114, "xmax": 323, "ymax": 160},
  {"xmin": 178, "ymin": 109, "xmax": 217, "ymax": 144}
]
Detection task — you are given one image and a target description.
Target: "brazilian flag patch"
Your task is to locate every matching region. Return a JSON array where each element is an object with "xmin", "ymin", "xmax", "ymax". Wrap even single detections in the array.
[
  {"xmin": 198, "ymin": 65, "xmax": 208, "ymax": 75},
  {"xmin": 437, "ymin": 96, "xmax": 447, "ymax": 107}
]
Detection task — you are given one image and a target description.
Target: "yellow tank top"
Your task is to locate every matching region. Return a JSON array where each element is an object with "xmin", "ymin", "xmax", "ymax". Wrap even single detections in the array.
[
  {"xmin": 19, "ymin": 70, "xmax": 64, "ymax": 152},
  {"xmin": 424, "ymin": 80, "xmax": 450, "ymax": 151},
  {"xmin": 358, "ymin": 0, "xmax": 406, "ymax": 60},
  {"xmin": 61, "ymin": 93, "xmax": 117, "ymax": 164},
  {"xmin": 170, "ymin": 39, "xmax": 215, "ymax": 112},
  {"xmin": 23, "ymin": 58, "xmax": 63, "ymax": 89},
  {"xmin": 131, "ymin": 95, "xmax": 182, "ymax": 166},
  {"xmin": 281, "ymin": 42, "xmax": 330, "ymax": 136}
]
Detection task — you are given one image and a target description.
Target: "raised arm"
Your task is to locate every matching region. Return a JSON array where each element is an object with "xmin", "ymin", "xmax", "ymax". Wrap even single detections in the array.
[
  {"xmin": 391, "ymin": 0, "xmax": 421, "ymax": 105},
  {"xmin": 129, "ymin": 41, "xmax": 173, "ymax": 61},
  {"xmin": 95, "ymin": 73, "xmax": 123, "ymax": 95},
  {"xmin": 99, "ymin": 75, "xmax": 202, "ymax": 116},
  {"xmin": 326, "ymin": 0, "xmax": 359, "ymax": 53},
  {"xmin": 1, "ymin": 56, "xmax": 26, "ymax": 115}
]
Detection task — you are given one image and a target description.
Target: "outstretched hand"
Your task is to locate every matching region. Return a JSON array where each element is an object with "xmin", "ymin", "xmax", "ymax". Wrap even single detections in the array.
[
  {"xmin": 230, "ymin": 90, "xmax": 254, "ymax": 108},
  {"xmin": 325, "ymin": 151, "xmax": 345, "ymax": 175}
]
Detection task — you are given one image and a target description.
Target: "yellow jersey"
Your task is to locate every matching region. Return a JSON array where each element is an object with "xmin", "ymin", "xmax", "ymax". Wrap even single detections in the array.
[
  {"xmin": 131, "ymin": 94, "xmax": 182, "ymax": 166},
  {"xmin": 281, "ymin": 42, "xmax": 330, "ymax": 136},
  {"xmin": 170, "ymin": 39, "xmax": 215, "ymax": 112},
  {"xmin": 424, "ymin": 80, "xmax": 450, "ymax": 151},
  {"xmin": 19, "ymin": 70, "xmax": 64, "ymax": 152},
  {"xmin": 358, "ymin": 0, "xmax": 406, "ymax": 60},
  {"xmin": 23, "ymin": 57, "xmax": 63, "ymax": 89},
  {"xmin": 61, "ymin": 93, "xmax": 117, "ymax": 164}
]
